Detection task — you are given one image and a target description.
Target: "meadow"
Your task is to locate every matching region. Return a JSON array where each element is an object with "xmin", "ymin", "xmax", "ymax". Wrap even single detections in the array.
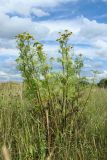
[
  {"xmin": 0, "ymin": 83, "xmax": 107, "ymax": 160},
  {"xmin": 0, "ymin": 31, "xmax": 107, "ymax": 160}
]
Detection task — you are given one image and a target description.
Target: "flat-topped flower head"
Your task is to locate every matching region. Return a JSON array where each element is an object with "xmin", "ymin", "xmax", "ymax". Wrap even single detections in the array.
[
  {"xmin": 16, "ymin": 32, "xmax": 34, "ymax": 41},
  {"xmin": 56, "ymin": 30, "xmax": 72, "ymax": 43}
]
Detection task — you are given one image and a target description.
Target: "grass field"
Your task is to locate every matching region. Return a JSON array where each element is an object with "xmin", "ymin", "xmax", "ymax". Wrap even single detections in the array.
[{"xmin": 0, "ymin": 82, "xmax": 107, "ymax": 160}]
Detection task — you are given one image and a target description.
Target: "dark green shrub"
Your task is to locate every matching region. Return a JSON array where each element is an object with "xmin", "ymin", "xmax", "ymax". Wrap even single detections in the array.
[{"xmin": 98, "ymin": 78, "xmax": 107, "ymax": 88}]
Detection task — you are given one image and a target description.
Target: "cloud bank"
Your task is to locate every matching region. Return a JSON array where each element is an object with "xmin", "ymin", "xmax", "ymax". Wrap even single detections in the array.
[{"xmin": 0, "ymin": 0, "xmax": 107, "ymax": 81}]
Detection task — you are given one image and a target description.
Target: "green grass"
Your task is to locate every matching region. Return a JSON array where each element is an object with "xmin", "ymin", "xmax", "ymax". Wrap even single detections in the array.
[{"xmin": 0, "ymin": 83, "xmax": 107, "ymax": 160}]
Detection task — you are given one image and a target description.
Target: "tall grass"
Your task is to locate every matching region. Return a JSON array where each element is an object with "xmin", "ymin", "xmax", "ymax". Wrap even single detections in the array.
[{"xmin": 0, "ymin": 86, "xmax": 107, "ymax": 159}]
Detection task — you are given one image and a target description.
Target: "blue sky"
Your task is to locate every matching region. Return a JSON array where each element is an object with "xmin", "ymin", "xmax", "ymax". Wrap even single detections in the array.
[{"xmin": 0, "ymin": 0, "xmax": 107, "ymax": 81}]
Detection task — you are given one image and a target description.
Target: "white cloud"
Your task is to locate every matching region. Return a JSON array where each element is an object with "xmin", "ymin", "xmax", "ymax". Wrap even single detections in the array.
[
  {"xmin": 1, "ymin": 15, "xmax": 107, "ymax": 59},
  {"xmin": 91, "ymin": 40, "xmax": 107, "ymax": 58},
  {"xmin": 31, "ymin": 8, "xmax": 49, "ymax": 17},
  {"xmin": 4, "ymin": 57, "xmax": 17, "ymax": 67},
  {"xmin": 39, "ymin": 17, "xmax": 107, "ymax": 59},
  {"xmin": 74, "ymin": 46, "xmax": 98, "ymax": 59},
  {"xmin": 78, "ymin": 18, "xmax": 107, "ymax": 41},
  {"xmin": 94, "ymin": 14, "xmax": 107, "ymax": 19},
  {"xmin": 44, "ymin": 44, "xmax": 59, "ymax": 58},
  {"xmin": 0, "ymin": 38, "xmax": 16, "ymax": 48},
  {"xmin": 35, "ymin": 17, "xmax": 107, "ymax": 45},
  {"xmin": 0, "ymin": 71, "xmax": 22, "ymax": 81},
  {"xmin": 0, "ymin": 13, "xmax": 107, "ymax": 59},
  {"xmin": 96, "ymin": 70, "xmax": 107, "ymax": 80},
  {"xmin": 39, "ymin": 19, "xmax": 80, "ymax": 37},
  {"xmin": 0, "ymin": 13, "xmax": 49, "ymax": 40},
  {"xmin": 0, "ymin": 48, "xmax": 18, "ymax": 56},
  {"xmin": 0, "ymin": 0, "xmax": 77, "ymax": 16},
  {"xmin": 0, "ymin": 71, "xmax": 8, "ymax": 76}
]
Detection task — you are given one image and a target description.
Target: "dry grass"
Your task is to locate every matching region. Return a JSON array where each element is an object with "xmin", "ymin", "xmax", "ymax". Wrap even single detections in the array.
[{"xmin": 2, "ymin": 145, "xmax": 10, "ymax": 160}]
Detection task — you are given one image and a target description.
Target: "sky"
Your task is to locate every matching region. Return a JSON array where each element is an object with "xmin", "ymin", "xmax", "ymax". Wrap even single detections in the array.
[{"xmin": 0, "ymin": 0, "xmax": 107, "ymax": 81}]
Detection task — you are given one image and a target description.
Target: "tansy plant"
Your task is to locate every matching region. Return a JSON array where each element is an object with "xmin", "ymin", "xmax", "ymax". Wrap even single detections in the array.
[{"xmin": 16, "ymin": 30, "xmax": 89, "ymax": 158}]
